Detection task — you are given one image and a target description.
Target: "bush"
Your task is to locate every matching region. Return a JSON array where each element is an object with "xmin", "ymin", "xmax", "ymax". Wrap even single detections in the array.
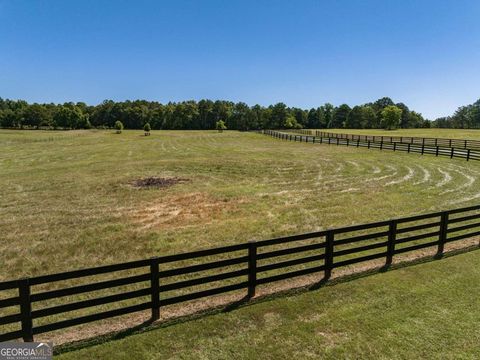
[
  {"xmin": 144, "ymin": 122, "xmax": 151, "ymax": 136},
  {"xmin": 115, "ymin": 121, "xmax": 124, "ymax": 134},
  {"xmin": 216, "ymin": 120, "xmax": 227, "ymax": 132},
  {"xmin": 284, "ymin": 115, "xmax": 301, "ymax": 129}
]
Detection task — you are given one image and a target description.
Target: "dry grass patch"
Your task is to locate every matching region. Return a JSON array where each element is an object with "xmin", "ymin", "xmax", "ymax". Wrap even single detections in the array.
[{"xmin": 128, "ymin": 192, "xmax": 250, "ymax": 230}]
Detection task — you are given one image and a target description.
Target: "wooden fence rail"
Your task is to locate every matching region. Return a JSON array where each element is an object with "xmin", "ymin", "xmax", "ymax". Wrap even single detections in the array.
[
  {"xmin": 2, "ymin": 204, "xmax": 480, "ymax": 342},
  {"xmin": 263, "ymin": 130, "xmax": 480, "ymax": 161},
  {"xmin": 291, "ymin": 129, "xmax": 480, "ymax": 150}
]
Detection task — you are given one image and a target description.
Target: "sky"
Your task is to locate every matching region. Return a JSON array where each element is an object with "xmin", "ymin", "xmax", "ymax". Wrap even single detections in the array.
[{"xmin": 1, "ymin": 0, "xmax": 479, "ymax": 119}]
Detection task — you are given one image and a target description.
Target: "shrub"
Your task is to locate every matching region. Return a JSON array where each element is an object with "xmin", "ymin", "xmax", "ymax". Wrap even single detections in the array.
[
  {"xmin": 115, "ymin": 120, "xmax": 124, "ymax": 134},
  {"xmin": 144, "ymin": 122, "xmax": 151, "ymax": 136},
  {"xmin": 216, "ymin": 120, "xmax": 227, "ymax": 132}
]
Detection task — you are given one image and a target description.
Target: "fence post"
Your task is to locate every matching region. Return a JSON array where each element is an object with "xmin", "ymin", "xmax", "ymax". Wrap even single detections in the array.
[
  {"xmin": 324, "ymin": 231, "xmax": 334, "ymax": 280},
  {"xmin": 421, "ymin": 144, "xmax": 425, "ymax": 155},
  {"xmin": 436, "ymin": 146, "xmax": 439, "ymax": 157},
  {"xmin": 312, "ymin": 136, "xmax": 316, "ymax": 144},
  {"xmin": 380, "ymin": 140, "xmax": 383, "ymax": 150},
  {"xmin": 386, "ymin": 220, "xmax": 397, "ymax": 266},
  {"xmin": 368, "ymin": 140, "xmax": 371, "ymax": 149},
  {"xmin": 467, "ymin": 149, "xmax": 471, "ymax": 161},
  {"xmin": 19, "ymin": 278, "xmax": 33, "ymax": 342},
  {"xmin": 336, "ymin": 138, "xmax": 339, "ymax": 146},
  {"xmin": 393, "ymin": 142, "xmax": 396, "ymax": 151},
  {"xmin": 438, "ymin": 212, "xmax": 449, "ymax": 256},
  {"xmin": 357, "ymin": 139, "xmax": 360, "ymax": 147},
  {"xmin": 408, "ymin": 143, "xmax": 411, "ymax": 153},
  {"xmin": 450, "ymin": 148, "xmax": 454, "ymax": 159},
  {"xmin": 248, "ymin": 241, "xmax": 257, "ymax": 298},
  {"xmin": 150, "ymin": 257, "xmax": 160, "ymax": 321}
]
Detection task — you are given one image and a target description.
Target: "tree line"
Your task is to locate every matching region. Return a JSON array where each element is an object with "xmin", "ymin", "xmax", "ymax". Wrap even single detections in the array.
[
  {"xmin": 0, "ymin": 96, "xmax": 472, "ymax": 131},
  {"xmin": 432, "ymin": 99, "xmax": 480, "ymax": 129}
]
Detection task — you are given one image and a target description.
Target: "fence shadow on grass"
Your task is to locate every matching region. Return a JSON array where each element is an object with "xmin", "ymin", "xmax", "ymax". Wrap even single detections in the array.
[{"xmin": 53, "ymin": 243, "xmax": 479, "ymax": 356}]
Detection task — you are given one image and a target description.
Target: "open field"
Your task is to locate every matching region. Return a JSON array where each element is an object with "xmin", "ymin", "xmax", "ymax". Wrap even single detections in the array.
[
  {"xmin": 2, "ymin": 129, "xmax": 480, "ymax": 280},
  {"xmin": 2, "ymin": 128, "xmax": 480, "ymax": 350},
  {"xmin": 56, "ymin": 248, "xmax": 480, "ymax": 359},
  {"xmin": 321, "ymin": 128, "xmax": 480, "ymax": 139}
]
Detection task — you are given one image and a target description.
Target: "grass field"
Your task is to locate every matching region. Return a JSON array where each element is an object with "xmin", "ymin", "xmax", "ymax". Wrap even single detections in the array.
[
  {"xmin": 56, "ymin": 248, "xmax": 480, "ymax": 359},
  {"xmin": 1, "ymin": 129, "xmax": 480, "ymax": 280},
  {"xmin": 321, "ymin": 128, "xmax": 480, "ymax": 139},
  {"xmin": 2, "ymin": 128, "xmax": 480, "ymax": 356}
]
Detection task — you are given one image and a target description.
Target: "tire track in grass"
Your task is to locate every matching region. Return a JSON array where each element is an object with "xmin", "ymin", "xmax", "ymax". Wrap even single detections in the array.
[
  {"xmin": 436, "ymin": 168, "xmax": 452, "ymax": 187},
  {"xmin": 413, "ymin": 165, "xmax": 431, "ymax": 185},
  {"xmin": 364, "ymin": 164, "xmax": 398, "ymax": 182},
  {"xmin": 440, "ymin": 169, "xmax": 475, "ymax": 195},
  {"xmin": 385, "ymin": 166, "xmax": 415, "ymax": 186}
]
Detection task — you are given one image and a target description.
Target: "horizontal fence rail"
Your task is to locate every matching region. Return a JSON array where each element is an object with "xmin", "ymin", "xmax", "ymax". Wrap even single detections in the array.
[
  {"xmin": 293, "ymin": 129, "xmax": 480, "ymax": 150},
  {"xmin": 2, "ymin": 205, "xmax": 480, "ymax": 342},
  {"xmin": 262, "ymin": 130, "xmax": 480, "ymax": 161}
]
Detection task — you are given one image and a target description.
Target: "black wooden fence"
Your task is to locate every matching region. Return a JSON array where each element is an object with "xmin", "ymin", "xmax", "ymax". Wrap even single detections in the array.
[
  {"xmin": 292, "ymin": 129, "xmax": 480, "ymax": 150},
  {"xmin": 1, "ymin": 204, "xmax": 480, "ymax": 342},
  {"xmin": 263, "ymin": 130, "xmax": 480, "ymax": 161}
]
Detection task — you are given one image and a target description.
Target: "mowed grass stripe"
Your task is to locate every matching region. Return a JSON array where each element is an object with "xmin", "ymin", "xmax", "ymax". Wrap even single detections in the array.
[{"xmin": 1, "ymin": 129, "xmax": 480, "ymax": 281}]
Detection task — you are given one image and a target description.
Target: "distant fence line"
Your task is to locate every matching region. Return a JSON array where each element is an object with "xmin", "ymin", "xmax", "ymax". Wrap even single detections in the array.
[
  {"xmin": 1, "ymin": 204, "xmax": 480, "ymax": 342},
  {"xmin": 262, "ymin": 130, "xmax": 480, "ymax": 161},
  {"xmin": 293, "ymin": 129, "xmax": 480, "ymax": 150}
]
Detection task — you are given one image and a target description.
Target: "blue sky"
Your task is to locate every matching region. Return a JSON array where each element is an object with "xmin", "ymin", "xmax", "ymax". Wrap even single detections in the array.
[{"xmin": 1, "ymin": 0, "xmax": 479, "ymax": 119}]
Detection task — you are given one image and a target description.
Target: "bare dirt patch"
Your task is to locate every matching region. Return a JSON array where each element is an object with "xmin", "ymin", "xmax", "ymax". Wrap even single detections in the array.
[
  {"xmin": 129, "ymin": 177, "xmax": 189, "ymax": 189},
  {"xmin": 129, "ymin": 192, "xmax": 249, "ymax": 230}
]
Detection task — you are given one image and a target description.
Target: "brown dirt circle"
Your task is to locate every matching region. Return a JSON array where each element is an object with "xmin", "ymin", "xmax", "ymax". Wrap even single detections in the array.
[{"xmin": 129, "ymin": 177, "xmax": 189, "ymax": 189}]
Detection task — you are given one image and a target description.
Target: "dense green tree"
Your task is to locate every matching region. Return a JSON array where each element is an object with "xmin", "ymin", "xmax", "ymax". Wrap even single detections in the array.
[
  {"xmin": 380, "ymin": 105, "xmax": 402, "ymax": 130},
  {"xmin": 269, "ymin": 103, "xmax": 289, "ymax": 129},
  {"xmin": 331, "ymin": 104, "xmax": 351, "ymax": 128},
  {"xmin": 23, "ymin": 103, "xmax": 52, "ymax": 128},
  {"xmin": 291, "ymin": 108, "xmax": 307, "ymax": 128},
  {"xmin": 284, "ymin": 114, "xmax": 301, "ymax": 129},
  {"xmin": 345, "ymin": 106, "xmax": 363, "ymax": 128},
  {"xmin": 373, "ymin": 97, "xmax": 395, "ymax": 111},
  {"xmin": 54, "ymin": 105, "xmax": 87, "ymax": 129},
  {"xmin": 406, "ymin": 111, "xmax": 424, "ymax": 128},
  {"xmin": 362, "ymin": 106, "xmax": 378, "ymax": 128},
  {"xmin": 306, "ymin": 107, "xmax": 325, "ymax": 128},
  {"xmin": 230, "ymin": 102, "xmax": 250, "ymax": 130},
  {"xmin": 395, "ymin": 103, "xmax": 410, "ymax": 128},
  {"xmin": 198, "ymin": 99, "xmax": 215, "ymax": 129},
  {"xmin": 323, "ymin": 103, "xmax": 334, "ymax": 128}
]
